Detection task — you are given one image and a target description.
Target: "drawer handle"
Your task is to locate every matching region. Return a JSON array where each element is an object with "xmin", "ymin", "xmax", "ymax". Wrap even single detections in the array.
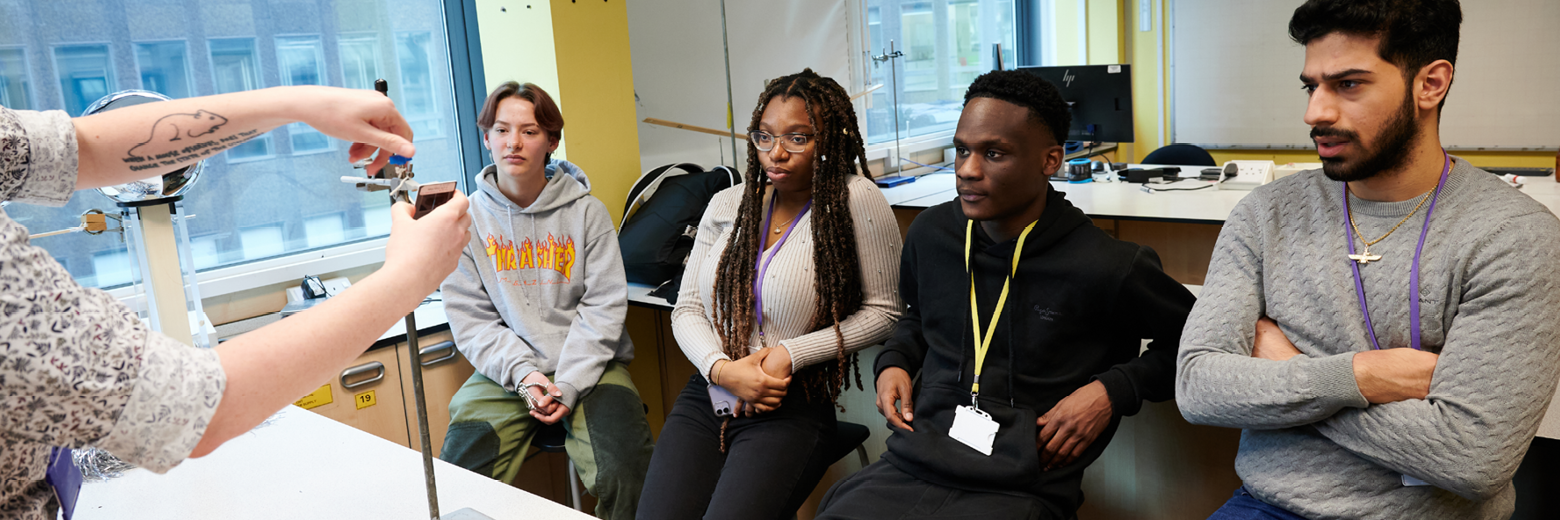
[
  {"xmin": 341, "ymin": 361, "xmax": 385, "ymax": 389},
  {"xmin": 420, "ymin": 341, "xmax": 458, "ymax": 367}
]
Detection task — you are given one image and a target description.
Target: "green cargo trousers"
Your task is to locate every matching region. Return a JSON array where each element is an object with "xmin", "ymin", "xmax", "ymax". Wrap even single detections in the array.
[{"xmin": 439, "ymin": 362, "xmax": 653, "ymax": 520}]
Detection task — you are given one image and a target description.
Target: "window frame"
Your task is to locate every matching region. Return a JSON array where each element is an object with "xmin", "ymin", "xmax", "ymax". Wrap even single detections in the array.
[
  {"xmin": 132, "ymin": 39, "xmax": 197, "ymax": 100},
  {"xmin": 274, "ymin": 33, "xmax": 338, "ymax": 156},
  {"xmin": 0, "ymin": 45, "xmax": 37, "ymax": 110},
  {"xmin": 206, "ymin": 36, "xmax": 276, "ymax": 163},
  {"xmin": 51, "ymin": 42, "xmax": 118, "ymax": 117},
  {"xmin": 850, "ymin": 0, "xmax": 1039, "ymax": 165}
]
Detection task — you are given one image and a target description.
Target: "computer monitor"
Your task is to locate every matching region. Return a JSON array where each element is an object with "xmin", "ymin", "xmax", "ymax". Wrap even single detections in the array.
[{"xmin": 1015, "ymin": 64, "xmax": 1135, "ymax": 144}]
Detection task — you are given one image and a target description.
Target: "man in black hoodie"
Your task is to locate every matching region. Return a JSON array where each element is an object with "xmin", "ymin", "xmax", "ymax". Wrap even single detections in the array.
[{"xmin": 816, "ymin": 70, "xmax": 1195, "ymax": 519}]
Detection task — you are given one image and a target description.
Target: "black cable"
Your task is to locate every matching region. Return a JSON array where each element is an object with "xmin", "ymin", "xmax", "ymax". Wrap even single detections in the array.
[{"xmin": 1140, "ymin": 180, "xmax": 1216, "ymax": 192}]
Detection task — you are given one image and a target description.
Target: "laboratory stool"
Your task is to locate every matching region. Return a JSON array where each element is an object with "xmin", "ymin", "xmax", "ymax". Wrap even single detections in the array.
[{"xmin": 532, "ymin": 422, "xmax": 583, "ymax": 511}]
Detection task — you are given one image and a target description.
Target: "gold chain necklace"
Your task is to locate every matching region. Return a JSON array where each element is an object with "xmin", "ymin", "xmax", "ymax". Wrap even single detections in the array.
[
  {"xmin": 772, "ymin": 215, "xmax": 796, "ymax": 234},
  {"xmin": 1346, "ymin": 190, "xmax": 1432, "ymax": 264}
]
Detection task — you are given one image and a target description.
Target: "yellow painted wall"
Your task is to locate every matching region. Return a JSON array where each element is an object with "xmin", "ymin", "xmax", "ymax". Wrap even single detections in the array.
[
  {"xmin": 473, "ymin": 0, "xmax": 566, "ymax": 160},
  {"xmin": 1087, "ymin": 0, "xmax": 1123, "ymax": 65},
  {"xmin": 1053, "ymin": 0, "xmax": 1085, "ymax": 65},
  {"xmin": 549, "ymin": 0, "xmax": 640, "ymax": 226}
]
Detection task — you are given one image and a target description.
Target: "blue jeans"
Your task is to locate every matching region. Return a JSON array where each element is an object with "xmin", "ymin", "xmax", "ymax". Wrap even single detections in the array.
[{"xmin": 1207, "ymin": 487, "xmax": 1309, "ymax": 520}]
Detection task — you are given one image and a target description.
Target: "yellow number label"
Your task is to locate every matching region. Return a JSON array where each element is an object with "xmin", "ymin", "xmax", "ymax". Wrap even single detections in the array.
[
  {"xmin": 294, "ymin": 384, "xmax": 333, "ymax": 410},
  {"xmin": 355, "ymin": 389, "xmax": 377, "ymax": 410}
]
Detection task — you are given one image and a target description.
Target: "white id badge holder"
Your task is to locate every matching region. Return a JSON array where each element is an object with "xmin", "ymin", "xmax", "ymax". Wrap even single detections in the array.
[{"xmin": 950, "ymin": 404, "xmax": 999, "ymax": 456}]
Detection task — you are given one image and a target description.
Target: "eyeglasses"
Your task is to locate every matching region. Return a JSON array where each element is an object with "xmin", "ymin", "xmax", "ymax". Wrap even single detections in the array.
[{"xmin": 748, "ymin": 131, "xmax": 815, "ymax": 153}]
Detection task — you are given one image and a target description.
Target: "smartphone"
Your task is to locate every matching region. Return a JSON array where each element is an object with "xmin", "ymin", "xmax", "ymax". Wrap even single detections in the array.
[
  {"xmin": 707, "ymin": 384, "xmax": 737, "ymax": 417},
  {"xmin": 413, "ymin": 181, "xmax": 457, "ymax": 219}
]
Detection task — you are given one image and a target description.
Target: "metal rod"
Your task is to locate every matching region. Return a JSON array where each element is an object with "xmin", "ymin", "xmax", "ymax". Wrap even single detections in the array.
[
  {"xmin": 888, "ymin": 40, "xmax": 902, "ymax": 171},
  {"xmin": 719, "ymin": 0, "xmax": 739, "ymax": 167},
  {"xmin": 405, "ymin": 312, "xmax": 440, "ymax": 520},
  {"xmin": 28, "ymin": 226, "xmax": 84, "ymax": 240}
]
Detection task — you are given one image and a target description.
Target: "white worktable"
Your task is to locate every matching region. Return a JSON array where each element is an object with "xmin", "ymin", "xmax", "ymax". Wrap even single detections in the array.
[
  {"xmin": 884, "ymin": 164, "xmax": 1248, "ymax": 223},
  {"xmin": 884, "ymin": 163, "xmax": 1560, "ymax": 224},
  {"xmin": 75, "ymin": 406, "xmax": 591, "ymax": 520}
]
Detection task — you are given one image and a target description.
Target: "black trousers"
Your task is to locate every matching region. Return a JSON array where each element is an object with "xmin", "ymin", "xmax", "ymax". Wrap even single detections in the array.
[
  {"xmin": 637, "ymin": 375, "xmax": 838, "ymax": 520},
  {"xmin": 816, "ymin": 460, "xmax": 1060, "ymax": 520}
]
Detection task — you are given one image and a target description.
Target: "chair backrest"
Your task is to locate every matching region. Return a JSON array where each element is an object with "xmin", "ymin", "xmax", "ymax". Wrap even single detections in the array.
[{"xmin": 1143, "ymin": 143, "xmax": 1216, "ymax": 167}]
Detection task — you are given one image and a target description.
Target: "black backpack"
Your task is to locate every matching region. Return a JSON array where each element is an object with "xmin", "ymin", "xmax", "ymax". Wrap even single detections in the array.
[{"xmin": 618, "ymin": 163, "xmax": 741, "ymax": 303}]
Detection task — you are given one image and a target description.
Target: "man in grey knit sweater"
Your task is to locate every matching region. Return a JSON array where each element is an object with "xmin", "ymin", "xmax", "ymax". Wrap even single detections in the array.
[{"xmin": 1176, "ymin": 1, "xmax": 1560, "ymax": 519}]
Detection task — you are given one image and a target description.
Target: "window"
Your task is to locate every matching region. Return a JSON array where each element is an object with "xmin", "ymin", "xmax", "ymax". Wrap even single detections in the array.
[
  {"xmin": 276, "ymin": 36, "xmax": 334, "ymax": 154},
  {"xmin": 209, "ymin": 38, "xmax": 272, "ymax": 161},
  {"xmin": 0, "ymin": 48, "xmax": 33, "ymax": 109},
  {"xmin": 135, "ymin": 41, "xmax": 194, "ymax": 99},
  {"xmin": 339, "ymin": 34, "xmax": 383, "ymax": 91},
  {"xmin": 54, "ymin": 44, "xmax": 115, "ymax": 116},
  {"xmin": 396, "ymin": 32, "xmax": 443, "ymax": 139},
  {"xmin": 304, "ymin": 212, "xmax": 347, "ymax": 249},
  {"xmin": 863, "ymin": 0, "xmax": 1016, "ymax": 145},
  {"xmin": 1, "ymin": 0, "xmax": 471, "ymax": 291}
]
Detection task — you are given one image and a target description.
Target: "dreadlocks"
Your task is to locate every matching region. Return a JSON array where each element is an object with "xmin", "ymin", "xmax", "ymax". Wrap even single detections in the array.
[{"xmin": 709, "ymin": 69, "xmax": 873, "ymax": 409}]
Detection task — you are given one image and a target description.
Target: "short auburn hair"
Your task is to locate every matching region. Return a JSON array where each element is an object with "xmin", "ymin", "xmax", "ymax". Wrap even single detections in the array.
[{"xmin": 477, "ymin": 81, "xmax": 563, "ymax": 143}]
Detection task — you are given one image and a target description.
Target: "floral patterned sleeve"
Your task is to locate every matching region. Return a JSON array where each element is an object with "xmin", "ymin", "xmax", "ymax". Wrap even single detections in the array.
[{"xmin": 0, "ymin": 106, "xmax": 226, "ymax": 518}]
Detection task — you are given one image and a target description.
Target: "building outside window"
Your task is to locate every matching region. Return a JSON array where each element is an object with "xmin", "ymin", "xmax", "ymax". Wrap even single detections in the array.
[
  {"xmin": 863, "ymin": 0, "xmax": 1016, "ymax": 146},
  {"xmin": 0, "ymin": 0, "xmax": 468, "ymax": 291},
  {"xmin": 135, "ymin": 41, "xmax": 194, "ymax": 99},
  {"xmin": 339, "ymin": 34, "xmax": 382, "ymax": 92},
  {"xmin": 396, "ymin": 31, "xmax": 443, "ymax": 140},
  {"xmin": 54, "ymin": 44, "xmax": 115, "ymax": 117},
  {"xmin": 210, "ymin": 37, "xmax": 272, "ymax": 161},
  {"xmin": 276, "ymin": 35, "xmax": 333, "ymax": 154},
  {"xmin": 0, "ymin": 47, "xmax": 34, "ymax": 109}
]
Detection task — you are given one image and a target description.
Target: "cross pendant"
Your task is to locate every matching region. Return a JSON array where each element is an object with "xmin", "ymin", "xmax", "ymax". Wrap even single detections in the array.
[{"xmin": 1349, "ymin": 244, "xmax": 1382, "ymax": 265}]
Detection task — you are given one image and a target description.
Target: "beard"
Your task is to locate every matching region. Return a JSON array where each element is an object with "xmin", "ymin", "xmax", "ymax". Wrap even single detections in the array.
[{"xmin": 1314, "ymin": 90, "xmax": 1420, "ymax": 183}]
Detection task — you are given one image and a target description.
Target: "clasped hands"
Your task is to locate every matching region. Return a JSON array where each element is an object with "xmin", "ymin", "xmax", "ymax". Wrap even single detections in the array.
[
  {"xmin": 875, "ymin": 367, "xmax": 1114, "ymax": 472},
  {"xmin": 1252, "ymin": 317, "xmax": 1438, "ymax": 404},
  {"xmin": 710, "ymin": 347, "xmax": 794, "ymax": 417},
  {"xmin": 520, "ymin": 371, "xmax": 570, "ymax": 425}
]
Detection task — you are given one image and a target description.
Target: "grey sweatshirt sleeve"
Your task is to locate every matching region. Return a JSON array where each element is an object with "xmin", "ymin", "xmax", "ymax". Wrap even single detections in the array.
[
  {"xmin": 551, "ymin": 201, "xmax": 632, "ymax": 410},
  {"xmin": 441, "ymin": 233, "xmax": 543, "ymax": 392},
  {"xmin": 1311, "ymin": 211, "xmax": 1560, "ymax": 501},
  {"xmin": 671, "ymin": 190, "xmax": 739, "ymax": 381},
  {"xmin": 778, "ymin": 177, "xmax": 903, "ymax": 370},
  {"xmin": 1176, "ymin": 193, "xmax": 1369, "ymax": 429}
]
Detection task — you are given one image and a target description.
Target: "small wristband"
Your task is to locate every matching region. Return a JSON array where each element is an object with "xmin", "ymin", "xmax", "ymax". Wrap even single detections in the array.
[{"xmin": 713, "ymin": 360, "xmax": 727, "ymax": 386}]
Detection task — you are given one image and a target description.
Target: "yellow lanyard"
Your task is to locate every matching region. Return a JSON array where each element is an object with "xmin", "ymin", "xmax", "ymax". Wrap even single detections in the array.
[{"xmin": 965, "ymin": 219, "xmax": 1036, "ymax": 396}]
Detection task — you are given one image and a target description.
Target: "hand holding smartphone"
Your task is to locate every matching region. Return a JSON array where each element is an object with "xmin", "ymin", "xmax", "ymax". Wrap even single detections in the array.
[{"xmin": 413, "ymin": 180, "xmax": 458, "ymax": 219}]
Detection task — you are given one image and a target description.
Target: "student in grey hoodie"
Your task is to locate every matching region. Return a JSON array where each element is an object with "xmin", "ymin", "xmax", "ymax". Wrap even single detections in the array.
[{"xmin": 438, "ymin": 82, "xmax": 653, "ymax": 520}]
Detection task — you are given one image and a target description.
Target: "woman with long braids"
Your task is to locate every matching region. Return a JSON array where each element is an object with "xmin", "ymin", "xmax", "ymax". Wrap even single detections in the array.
[{"xmin": 637, "ymin": 69, "xmax": 903, "ymax": 520}]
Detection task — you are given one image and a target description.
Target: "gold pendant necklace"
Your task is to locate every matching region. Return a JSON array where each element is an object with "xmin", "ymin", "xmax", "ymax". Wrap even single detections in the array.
[
  {"xmin": 772, "ymin": 216, "xmax": 796, "ymax": 234},
  {"xmin": 1347, "ymin": 190, "xmax": 1432, "ymax": 265}
]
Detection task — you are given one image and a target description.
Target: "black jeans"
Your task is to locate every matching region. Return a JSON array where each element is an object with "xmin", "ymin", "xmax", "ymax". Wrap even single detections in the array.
[{"xmin": 637, "ymin": 375, "xmax": 838, "ymax": 520}]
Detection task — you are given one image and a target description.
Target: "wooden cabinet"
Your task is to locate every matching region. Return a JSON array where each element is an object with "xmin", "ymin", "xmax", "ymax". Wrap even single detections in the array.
[
  {"xmin": 299, "ymin": 344, "xmax": 412, "ymax": 447},
  {"xmin": 398, "ymin": 329, "xmax": 477, "ymax": 458},
  {"xmin": 295, "ymin": 328, "xmax": 476, "ymax": 454}
]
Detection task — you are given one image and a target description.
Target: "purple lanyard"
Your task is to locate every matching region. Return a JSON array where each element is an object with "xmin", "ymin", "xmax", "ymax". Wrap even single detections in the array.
[
  {"xmin": 1344, "ymin": 151, "xmax": 1451, "ymax": 351},
  {"xmin": 754, "ymin": 192, "xmax": 811, "ymax": 336}
]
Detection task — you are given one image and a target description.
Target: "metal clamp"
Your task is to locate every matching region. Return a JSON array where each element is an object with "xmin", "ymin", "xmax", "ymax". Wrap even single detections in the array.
[
  {"xmin": 419, "ymin": 341, "xmax": 458, "ymax": 367},
  {"xmin": 340, "ymin": 361, "xmax": 385, "ymax": 389}
]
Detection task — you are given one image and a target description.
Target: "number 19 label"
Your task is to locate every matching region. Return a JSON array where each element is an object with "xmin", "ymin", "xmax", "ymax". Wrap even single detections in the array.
[{"xmin": 355, "ymin": 390, "xmax": 377, "ymax": 410}]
